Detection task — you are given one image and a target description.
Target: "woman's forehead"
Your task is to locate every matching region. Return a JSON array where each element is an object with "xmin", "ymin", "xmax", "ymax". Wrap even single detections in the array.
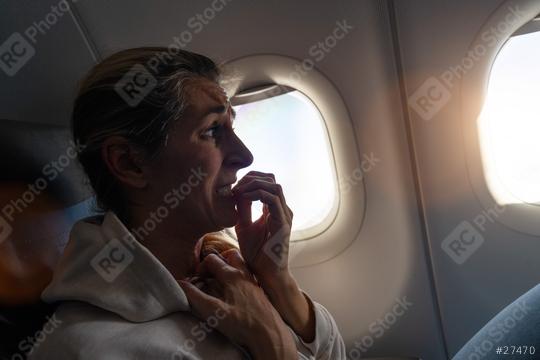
[
  {"xmin": 191, "ymin": 78, "xmax": 229, "ymax": 105},
  {"xmin": 180, "ymin": 79, "xmax": 232, "ymax": 128}
]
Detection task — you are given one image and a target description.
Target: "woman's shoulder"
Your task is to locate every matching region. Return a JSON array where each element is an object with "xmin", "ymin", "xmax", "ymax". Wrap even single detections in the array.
[
  {"xmin": 27, "ymin": 302, "xmax": 128, "ymax": 358},
  {"xmin": 28, "ymin": 302, "xmax": 249, "ymax": 360}
]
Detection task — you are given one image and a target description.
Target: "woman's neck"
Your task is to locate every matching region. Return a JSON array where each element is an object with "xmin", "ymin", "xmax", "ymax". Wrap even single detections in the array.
[{"xmin": 123, "ymin": 208, "xmax": 205, "ymax": 280}]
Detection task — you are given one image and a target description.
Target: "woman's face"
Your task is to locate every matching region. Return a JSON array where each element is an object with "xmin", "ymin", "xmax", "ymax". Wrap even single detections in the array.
[{"xmin": 143, "ymin": 78, "xmax": 253, "ymax": 233}]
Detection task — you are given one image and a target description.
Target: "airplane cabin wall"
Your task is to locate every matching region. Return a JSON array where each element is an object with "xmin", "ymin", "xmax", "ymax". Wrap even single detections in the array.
[
  {"xmin": 395, "ymin": 0, "xmax": 540, "ymax": 355},
  {"xmin": 5, "ymin": 0, "xmax": 535, "ymax": 358},
  {"xmin": 45, "ymin": 0, "xmax": 450, "ymax": 357}
]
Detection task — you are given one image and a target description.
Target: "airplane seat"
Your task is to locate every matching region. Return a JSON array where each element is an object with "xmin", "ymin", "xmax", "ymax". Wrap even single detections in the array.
[
  {"xmin": 453, "ymin": 283, "xmax": 540, "ymax": 359},
  {"xmin": 0, "ymin": 119, "xmax": 94, "ymax": 358}
]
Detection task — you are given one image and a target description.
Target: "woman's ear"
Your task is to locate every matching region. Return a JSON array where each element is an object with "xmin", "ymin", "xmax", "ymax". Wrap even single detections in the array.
[{"xmin": 101, "ymin": 136, "xmax": 148, "ymax": 189}]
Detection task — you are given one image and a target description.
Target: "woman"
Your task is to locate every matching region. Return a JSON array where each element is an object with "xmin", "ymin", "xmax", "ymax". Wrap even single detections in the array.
[{"xmin": 28, "ymin": 47, "xmax": 345, "ymax": 359}]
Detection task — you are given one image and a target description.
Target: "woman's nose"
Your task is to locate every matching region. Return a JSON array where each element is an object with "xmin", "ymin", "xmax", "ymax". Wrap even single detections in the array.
[{"xmin": 226, "ymin": 133, "xmax": 254, "ymax": 170}]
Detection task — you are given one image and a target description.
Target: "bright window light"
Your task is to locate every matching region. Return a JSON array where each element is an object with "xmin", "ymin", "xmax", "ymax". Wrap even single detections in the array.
[
  {"xmin": 478, "ymin": 30, "xmax": 540, "ymax": 205},
  {"xmin": 232, "ymin": 89, "xmax": 337, "ymax": 233}
]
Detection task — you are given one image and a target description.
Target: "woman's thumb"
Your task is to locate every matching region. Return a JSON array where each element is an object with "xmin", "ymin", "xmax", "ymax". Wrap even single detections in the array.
[{"xmin": 178, "ymin": 279, "xmax": 223, "ymax": 320}]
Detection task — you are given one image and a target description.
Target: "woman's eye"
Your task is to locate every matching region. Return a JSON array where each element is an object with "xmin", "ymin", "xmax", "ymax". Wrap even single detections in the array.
[{"xmin": 202, "ymin": 125, "xmax": 221, "ymax": 139}]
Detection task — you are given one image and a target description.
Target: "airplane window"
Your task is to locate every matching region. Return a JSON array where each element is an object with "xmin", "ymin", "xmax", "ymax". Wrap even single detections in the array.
[
  {"xmin": 231, "ymin": 86, "xmax": 337, "ymax": 234},
  {"xmin": 477, "ymin": 28, "xmax": 540, "ymax": 205}
]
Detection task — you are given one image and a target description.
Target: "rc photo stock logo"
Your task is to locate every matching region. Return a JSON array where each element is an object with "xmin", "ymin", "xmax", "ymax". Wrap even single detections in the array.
[
  {"xmin": 91, "ymin": 238, "xmax": 134, "ymax": 283},
  {"xmin": 114, "ymin": 0, "xmax": 235, "ymax": 107},
  {"xmin": 115, "ymin": 64, "xmax": 158, "ymax": 107},
  {"xmin": 0, "ymin": 215, "xmax": 13, "ymax": 245},
  {"xmin": 441, "ymin": 204, "xmax": 505, "ymax": 265},
  {"xmin": 408, "ymin": 77, "xmax": 452, "ymax": 121},
  {"xmin": 262, "ymin": 226, "xmax": 310, "ymax": 269},
  {"xmin": 262, "ymin": 226, "xmax": 291, "ymax": 269},
  {"xmin": 408, "ymin": 4, "xmax": 526, "ymax": 121},
  {"xmin": 348, "ymin": 296, "xmax": 414, "ymax": 359},
  {"xmin": 0, "ymin": 32, "xmax": 36, "ymax": 76},
  {"xmin": 0, "ymin": 139, "xmax": 83, "ymax": 245}
]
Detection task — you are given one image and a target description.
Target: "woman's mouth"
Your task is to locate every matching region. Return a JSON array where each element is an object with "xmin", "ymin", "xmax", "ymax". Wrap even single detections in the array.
[{"xmin": 216, "ymin": 185, "xmax": 234, "ymax": 198}]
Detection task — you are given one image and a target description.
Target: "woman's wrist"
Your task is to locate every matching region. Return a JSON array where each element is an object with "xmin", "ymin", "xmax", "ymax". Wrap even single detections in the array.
[
  {"xmin": 258, "ymin": 271, "xmax": 316, "ymax": 343},
  {"xmin": 257, "ymin": 270, "xmax": 297, "ymax": 304},
  {"xmin": 247, "ymin": 317, "xmax": 297, "ymax": 360}
]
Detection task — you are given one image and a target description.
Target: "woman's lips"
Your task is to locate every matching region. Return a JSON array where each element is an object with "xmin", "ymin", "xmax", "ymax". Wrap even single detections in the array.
[{"xmin": 216, "ymin": 185, "xmax": 234, "ymax": 198}]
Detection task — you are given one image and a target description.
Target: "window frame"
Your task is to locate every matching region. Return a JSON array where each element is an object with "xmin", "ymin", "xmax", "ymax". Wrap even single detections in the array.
[
  {"xmin": 463, "ymin": 0, "xmax": 540, "ymax": 235},
  {"xmin": 231, "ymin": 86, "xmax": 340, "ymax": 240},
  {"xmin": 223, "ymin": 54, "xmax": 365, "ymax": 266}
]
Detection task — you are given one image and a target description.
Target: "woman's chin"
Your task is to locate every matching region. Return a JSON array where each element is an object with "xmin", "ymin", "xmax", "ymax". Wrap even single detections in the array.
[
  {"xmin": 215, "ymin": 204, "xmax": 239, "ymax": 228},
  {"xmin": 223, "ymin": 210, "xmax": 239, "ymax": 228}
]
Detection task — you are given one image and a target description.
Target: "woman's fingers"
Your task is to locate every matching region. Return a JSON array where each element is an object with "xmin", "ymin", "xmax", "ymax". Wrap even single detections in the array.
[
  {"xmin": 236, "ymin": 197, "xmax": 252, "ymax": 227},
  {"xmin": 234, "ymin": 172, "xmax": 293, "ymax": 222},
  {"xmin": 200, "ymin": 278, "xmax": 224, "ymax": 299},
  {"xmin": 221, "ymin": 248, "xmax": 254, "ymax": 278},
  {"xmin": 235, "ymin": 171, "xmax": 275, "ymax": 187},
  {"xmin": 239, "ymin": 189, "xmax": 289, "ymax": 225},
  {"xmin": 197, "ymin": 253, "xmax": 242, "ymax": 284},
  {"xmin": 178, "ymin": 280, "xmax": 225, "ymax": 320},
  {"xmin": 233, "ymin": 176, "xmax": 292, "ymax": 220},
  {"xmin": 233, "ymin": 171, "xmax": 293, "ymax": 276}
]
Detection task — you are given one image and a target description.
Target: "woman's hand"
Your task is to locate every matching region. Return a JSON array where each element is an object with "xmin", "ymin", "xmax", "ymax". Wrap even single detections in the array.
[
  {"xmin": 232, "ymin": 171, "xmax": 293, "ymax": 285},
  {"xmin": 232, "ymin": 171, "xmax": 316, "ymax": 343},
  {"xmin": 178, "ymin": 249, "xmax": 297, "ymax": 360}
]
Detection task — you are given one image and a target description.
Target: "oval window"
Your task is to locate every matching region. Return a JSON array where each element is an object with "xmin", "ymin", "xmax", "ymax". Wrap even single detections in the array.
[
  {"xmin": 478, "ymin": 23, "xmax": 540, "ymax": 205},
  {"xmin": 231, "ymin": 85, "xmax": 338, "ymax": 236}
]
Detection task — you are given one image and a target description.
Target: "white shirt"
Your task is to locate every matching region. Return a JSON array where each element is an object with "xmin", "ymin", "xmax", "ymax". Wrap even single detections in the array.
[{"xmin": 28, "ymin": 212, "xmax": 346, "ymax": 359}]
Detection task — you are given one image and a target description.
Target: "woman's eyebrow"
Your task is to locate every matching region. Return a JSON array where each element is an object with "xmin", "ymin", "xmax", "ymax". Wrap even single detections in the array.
[
  {"xmin": 203, "ymin": 104, "xmax": 236, "ymax": 117},
  {"xmin": 203, "ymin": 104, "xmax": 236, "ymax": 121}
]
